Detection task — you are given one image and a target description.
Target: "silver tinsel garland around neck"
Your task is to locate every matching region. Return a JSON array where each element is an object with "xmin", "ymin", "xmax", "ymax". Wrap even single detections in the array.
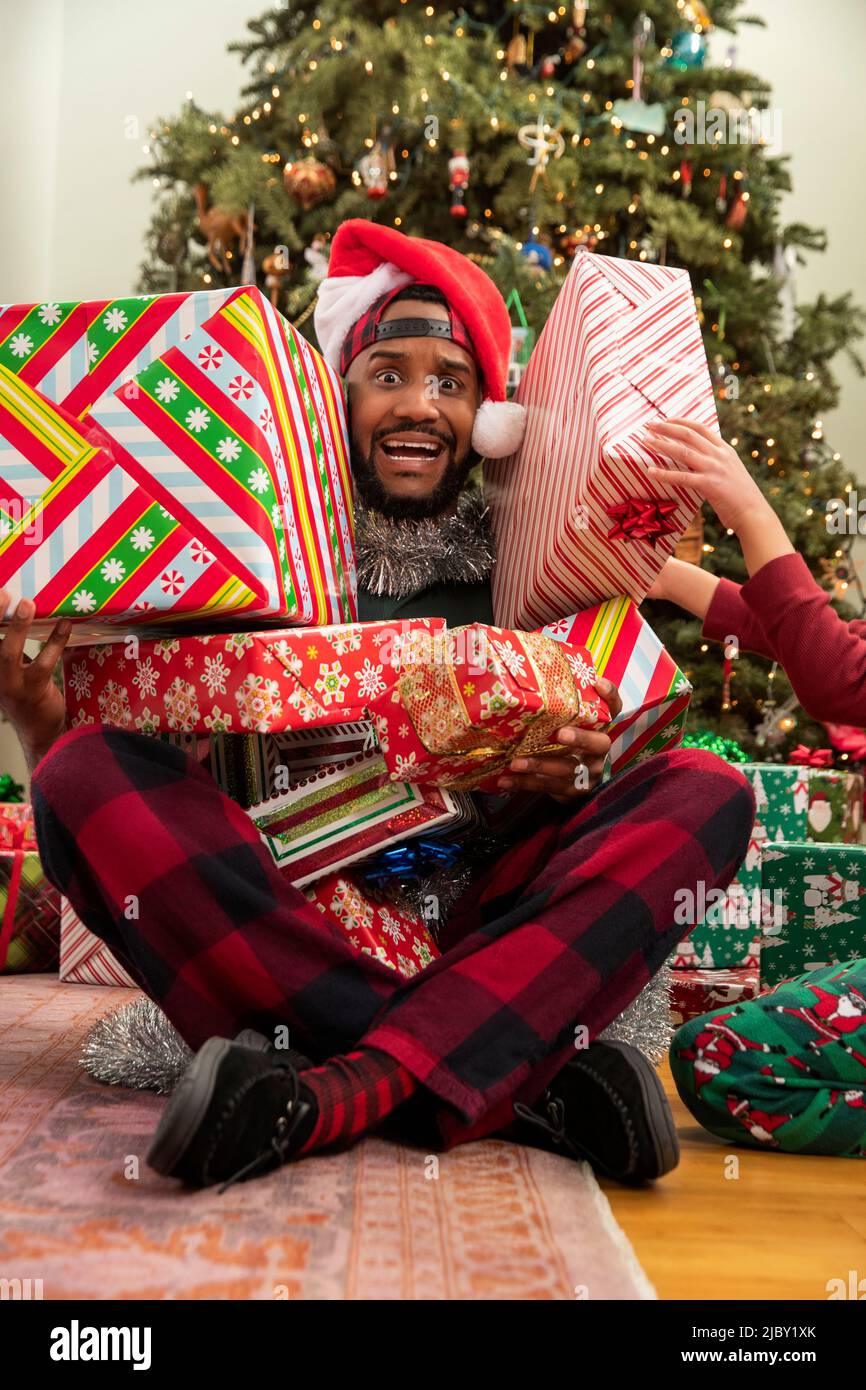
[
  {"xmin": 78, "ymin": 969, "xmax": 675, "ymax": 1095},
  {"xmin": 354, "ymin": 485, "xmax": 495, "ymax": 599}
]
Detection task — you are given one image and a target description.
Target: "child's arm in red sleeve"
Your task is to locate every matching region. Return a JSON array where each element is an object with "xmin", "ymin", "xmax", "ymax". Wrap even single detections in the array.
[{"xmin": 731, "ymin": 549, "xmax": 866, "ymax": 724}]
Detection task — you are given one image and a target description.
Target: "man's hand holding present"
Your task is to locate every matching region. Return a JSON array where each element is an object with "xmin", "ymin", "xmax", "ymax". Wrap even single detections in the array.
[{"xmin": 497, "ymin": 676, "xmax": 622, "ymax": 803}]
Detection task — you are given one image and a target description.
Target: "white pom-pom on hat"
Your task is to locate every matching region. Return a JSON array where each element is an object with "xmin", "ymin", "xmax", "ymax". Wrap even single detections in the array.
[{"xmin": 471, "ymin": 398, "xmax": 527, "ymax": 459}]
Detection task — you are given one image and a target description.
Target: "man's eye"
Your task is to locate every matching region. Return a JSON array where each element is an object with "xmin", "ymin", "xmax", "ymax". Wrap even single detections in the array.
[
  {"xmin": 376, "ymin": 371, "xmax": 401, "ymax": 384},
  {"xmin": 439, "ymin": 377, "xmax": 461, "ymax": 392}
]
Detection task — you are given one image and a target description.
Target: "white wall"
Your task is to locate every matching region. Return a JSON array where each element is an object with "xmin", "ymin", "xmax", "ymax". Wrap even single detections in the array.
[
  {"xmin": 0, "ymin": 0, "xmax": 248, "ymax": 302},
  {"xmin": 712, "ymin": 1, "xmax": 866, "ymax": 467}
]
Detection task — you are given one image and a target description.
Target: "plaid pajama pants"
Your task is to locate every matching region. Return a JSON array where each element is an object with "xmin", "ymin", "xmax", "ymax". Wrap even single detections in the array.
[{"xmin": 31, "ymin": 725, "xmax": 754, "ymax": 1149}]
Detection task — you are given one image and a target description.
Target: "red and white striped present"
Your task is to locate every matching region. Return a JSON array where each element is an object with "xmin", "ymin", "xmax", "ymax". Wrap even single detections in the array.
[
  {"xmin": 485, "ymin": 251, "xmax": 720, "ymax": 628},
  {"xmin": 59, "ymin": 897, "xmax": 137, "ymax": 987}
]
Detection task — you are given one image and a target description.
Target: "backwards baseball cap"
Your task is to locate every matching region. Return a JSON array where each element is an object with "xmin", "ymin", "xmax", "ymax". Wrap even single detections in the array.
[{"xmin": 313, "ymin": 219, "xmax": 526, "ymax": 459}]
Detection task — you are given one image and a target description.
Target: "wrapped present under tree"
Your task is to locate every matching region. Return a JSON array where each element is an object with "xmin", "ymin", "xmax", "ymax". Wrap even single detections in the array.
[
  {"xmin": 671, "ymin": 760, "xmax": 865, "ymax": 971},
  {"xmin": 760, "ymin": 841, "xmax": 866, "ymax": 988}
]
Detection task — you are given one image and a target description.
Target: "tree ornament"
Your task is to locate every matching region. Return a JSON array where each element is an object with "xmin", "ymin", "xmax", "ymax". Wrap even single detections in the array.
[
  {"xmin": 358, "ymin": 140, "xmax": 395, "ymax": 199},
  {"xmin": 725, "ymin": 184, "xmax": 749, "ymax": 230},
  {"xmin": 240, "ymin": 202, "xmax": 256, "ymax": 285},
  {"xmin": 680, "ymin": 159, "xmax": 694, "ymax": 198},
  {"xmin": 715, "ymin": 170, "xmax": 728, "ymax": 214},
  {"xmin": 709, "ymin": 90, "xmax": 760, "ymax": 143},
  {"xmin": 754, "ymin": 683, "xmax": 799, "ymax": 750},
  {"xmin": 637, "ymin": 234, "xmax": 659, "ymax": 262},
  {"xmin": 448, "ymin": 149, "xmax": 470, "ymax": 220},
  {"xmin": 517, "ymin": 117, "xmax": 565, "ymax": 194},
  {"xmin": 682, "ymin": 0, "xmax": 713, "ymax": 28},
  {"xmin": 283, "ymin": 154, "xmax": 337, "ymax": 210},
  {"xmin": 506, "ymin": 32, "xmax": 528, "ymax": 72},
  {"xmin": 560, "ymin": 229, "xmax": 597, "ymax": 257},
  {"xmin": 773, "ymin": 240, "xmax": 798, "ymax": 342},
  {"xmin": 666, "ymin": 30, "xmax": 708, "ymax": 69},
  {"xmin": 564, "ymin": 31, "xmax": 587, "ymax": 66},
  {"xmin": 673, "ymin": 506, "xmax": 704, "ymax": 564},
  {"xmin": 262, "ymin": 247, "xmax": 291, "ymax": 306},
  {"xmin": 303, "ymin": 233, "xmax": 330, "ymax": 282},
  {"xmin": 632, "ymin": 11, "xmax": 654, "ymax": 101},
  {"xmin": 192, "ymin": 182, "xmax": 253, "ymax": 277},
  {"xmin": 520, "ymin": 237, "xmax": 553, "ymax": 272},
  {"xmin": 573, "ymin": 1, "xmax": 588, "ymax": 26},
  {"xmin": 156, "ymin": 221, "xmax": 186, "ymax": 268},
  {"xmin": 818, "ymin": 550, "xmax": 859, "ymax": 602}
]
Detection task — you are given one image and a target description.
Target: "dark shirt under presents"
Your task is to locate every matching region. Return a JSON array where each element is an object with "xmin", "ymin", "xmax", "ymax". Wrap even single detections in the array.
[{"xmin": 356, "ymin": 576, "xmax": 494, "ymax": 626}]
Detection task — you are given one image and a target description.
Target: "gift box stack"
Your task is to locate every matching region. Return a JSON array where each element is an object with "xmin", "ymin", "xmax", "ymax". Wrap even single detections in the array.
[
  {"xmin": 3, "ymin": 263, "xmax": 707, "ymax": 987},
  {"xmin": 668, "ymin": 755, "xmax": 866, "ymax": 1022}
]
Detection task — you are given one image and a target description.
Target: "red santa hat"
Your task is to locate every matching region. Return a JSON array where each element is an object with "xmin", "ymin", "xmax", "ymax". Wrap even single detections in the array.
[{"xmin": 313, "ymin": 218, "xmax": 526, "ymax": 459}]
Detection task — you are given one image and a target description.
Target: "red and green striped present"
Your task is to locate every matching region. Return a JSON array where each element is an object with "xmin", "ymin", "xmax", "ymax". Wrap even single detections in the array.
[
  {"xmin": 0, "ymin": 286, "xmax": 355, "ymax": 634},
  {"xmin": 0, "ymin": 849, "xmax": 61, "ymax": 974},
  {"xmin": 0, "ymin": 800, "xmax": 60, "ymax": 973},
  {"xmin": 542, "ymin": 595, "xmax": 692, "ymax": 777}
]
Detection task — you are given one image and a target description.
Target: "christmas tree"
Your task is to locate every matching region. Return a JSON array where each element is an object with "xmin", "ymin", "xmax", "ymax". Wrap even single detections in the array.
[{"xmin": 133, "ymin": 0, "xmax": 864, "ymax": 761}]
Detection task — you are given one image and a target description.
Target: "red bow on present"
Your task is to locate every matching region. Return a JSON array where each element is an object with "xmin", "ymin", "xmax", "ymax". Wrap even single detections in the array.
[
  {"xmin": 606, "ymin": 497, "xmax": 679, "ymax": 547},
  {"xmin": 787, "ymin": 744, "xmax": 834, "ymax": 768}
]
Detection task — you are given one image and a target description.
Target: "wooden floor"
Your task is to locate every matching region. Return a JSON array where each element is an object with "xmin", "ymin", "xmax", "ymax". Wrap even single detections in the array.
[{"xmin": 600, "ymin": 1059, "xmax": 866, "ymax": 1300}]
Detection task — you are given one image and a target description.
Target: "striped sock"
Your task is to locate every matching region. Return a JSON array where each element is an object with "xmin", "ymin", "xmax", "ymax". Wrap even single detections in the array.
[{"xmin": 295, "ymin": 1048, "xmax": 418, "ymax": 1155}]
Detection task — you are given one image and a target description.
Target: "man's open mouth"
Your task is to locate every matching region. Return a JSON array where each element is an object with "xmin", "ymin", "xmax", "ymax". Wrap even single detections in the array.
[{"xmin": 376, "ymin": 435, "xmax": 448, "ymax": 467}]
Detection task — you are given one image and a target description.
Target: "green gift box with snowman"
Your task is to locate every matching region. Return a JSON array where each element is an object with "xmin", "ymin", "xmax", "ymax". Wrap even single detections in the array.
[
  {"xmin": 670, "ymin": 761, "xmax": 864, "ymax": 972},
  {"xmin": 759, "ymin": 840, "xmax": 866, "ymax": 987}
]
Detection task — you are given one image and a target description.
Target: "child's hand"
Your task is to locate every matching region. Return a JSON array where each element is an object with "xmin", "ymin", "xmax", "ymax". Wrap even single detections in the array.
[{"xmin": 642, "ymin": 418, "xmax": 769, "ymax": 535}]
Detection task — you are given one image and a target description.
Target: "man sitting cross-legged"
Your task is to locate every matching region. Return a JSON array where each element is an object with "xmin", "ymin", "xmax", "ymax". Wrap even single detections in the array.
[{"xmin": 5, "ymin": 221, "xmax": 755, "ymax": 1191}]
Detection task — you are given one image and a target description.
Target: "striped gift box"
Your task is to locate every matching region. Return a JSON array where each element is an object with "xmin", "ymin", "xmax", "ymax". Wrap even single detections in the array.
[
  {"xmin": 543, "ymin": 594, "xmax": 692, "ymax": 777},
  {"xmin": 485, "ymin": 251, "xmax": 719, "ymax": 627},
  {"xmin": 249, "ymin": 752, "xmax": 463, "ymax": 886},
  {"xmin": 0, "ymin": 286, "xmax": 355, "ymax": 635},
  {"xmin": 58, "ymin": 897, "xmax": 137, "ymax": 987}
]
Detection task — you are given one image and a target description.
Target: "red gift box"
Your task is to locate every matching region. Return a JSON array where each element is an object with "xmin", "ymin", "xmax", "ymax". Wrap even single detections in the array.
[
  {"xmin": 669, "ymin": 966, "xmax": 763, "ymax": 1026},
  {"xmin": 302, "ymin": 871, "xmax": 440, "ymax": 979},
  {"xmin": 63, "ymin": 618, "xmax": 610, "ymax": 792}
]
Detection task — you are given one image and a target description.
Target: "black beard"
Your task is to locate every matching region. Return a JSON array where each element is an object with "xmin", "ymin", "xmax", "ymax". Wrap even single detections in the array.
[{"xmin": 350, "ymin": 429, "xmax": 478, "ymax": 521}]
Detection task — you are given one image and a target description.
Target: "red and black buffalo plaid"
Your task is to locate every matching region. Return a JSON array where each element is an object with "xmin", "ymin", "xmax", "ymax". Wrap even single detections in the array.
[{"xmin": 31, "ymin": 726, "xmax": 754, "ymax": 1149}]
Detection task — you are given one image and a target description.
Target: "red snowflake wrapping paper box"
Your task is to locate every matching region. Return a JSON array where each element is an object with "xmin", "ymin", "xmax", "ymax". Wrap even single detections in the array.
[
  {"xmin": 0, "ymin": 285, "xmax": 355, "ymax": 633},
  {"xmin": 484, "ymin": 251, "xmax": 720, "ymax": 628},
  {"xmin": 62, "ymin": 617, "xmax": 611, "ymax": 793},
  {"xmin": 301, "ymin": 873, "xmax": 439, "ymax": 978}
]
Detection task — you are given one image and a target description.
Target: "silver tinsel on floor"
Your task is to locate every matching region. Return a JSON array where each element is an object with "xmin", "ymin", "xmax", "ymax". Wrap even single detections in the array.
[
  {"xmin": 80, "ymin": 997, "xmax": 193, "ymax": 1093},
  {"xmin": 79, "ymin": 967, "xmax": 674, "ymax": 1093}
]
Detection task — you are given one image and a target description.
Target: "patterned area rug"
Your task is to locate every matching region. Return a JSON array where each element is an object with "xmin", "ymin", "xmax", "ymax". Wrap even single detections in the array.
[{"xmin": 0, "ymin": 975, "xmax": 655, "ymax": 1300}]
